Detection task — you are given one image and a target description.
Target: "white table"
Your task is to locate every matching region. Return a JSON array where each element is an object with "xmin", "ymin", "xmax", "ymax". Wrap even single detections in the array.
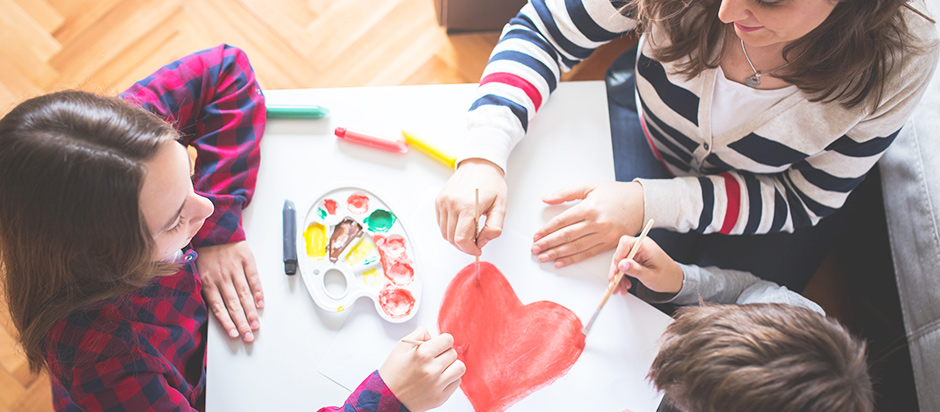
[{"xmin": 206, "ymin": 82, "xmax": 672, "ymax": 411}]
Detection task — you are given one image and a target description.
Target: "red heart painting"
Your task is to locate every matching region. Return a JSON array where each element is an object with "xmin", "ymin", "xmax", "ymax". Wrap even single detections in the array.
[{"xmin": 438, "ymin": 261, "xmax": 585, "ymax": 411}]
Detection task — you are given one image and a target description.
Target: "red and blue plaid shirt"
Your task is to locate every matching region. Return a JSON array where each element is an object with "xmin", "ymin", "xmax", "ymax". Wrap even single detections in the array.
[{"xmin": 43, "ymin": 45, "xmax": 405, "ymax": 412}]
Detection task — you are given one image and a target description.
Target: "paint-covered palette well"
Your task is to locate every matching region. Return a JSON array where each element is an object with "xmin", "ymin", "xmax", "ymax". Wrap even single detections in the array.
[{"xmin": 297, "ymin": 186, "xmax": 420, "ymax": 323}]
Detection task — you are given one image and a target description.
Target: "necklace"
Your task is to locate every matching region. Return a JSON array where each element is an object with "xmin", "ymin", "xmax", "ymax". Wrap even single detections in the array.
[{"xmin": 740, "ymin": 38, "xmax": 791, "ymax": 88}]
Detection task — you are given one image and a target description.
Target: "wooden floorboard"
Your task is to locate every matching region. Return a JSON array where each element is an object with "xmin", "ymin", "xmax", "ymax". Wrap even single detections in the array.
[{"xmin": 0, "ymin": 1, "xmax": 635, "ymax": 409}]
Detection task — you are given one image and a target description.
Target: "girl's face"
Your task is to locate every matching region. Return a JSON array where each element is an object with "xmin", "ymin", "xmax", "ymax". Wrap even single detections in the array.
[
  {"xmin": 140, "ymin": 141, "xmax": 214, "ymax": 261},
  {"xmin": 718, "ymin": 0, "xmax": 839, "ymax": 48}
]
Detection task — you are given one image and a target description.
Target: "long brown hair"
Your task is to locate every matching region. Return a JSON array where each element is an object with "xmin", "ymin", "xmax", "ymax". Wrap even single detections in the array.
[
  {"xmin": 0, "ymin": 90, "xmax": 180, "ymax": 372},
  {"xmin": 629, "ymin": 0, "xmax": 931, "ymax": 110},
  {"xmin": 649, "ymin": 303, "xmax": 872, "ymax": 412}
]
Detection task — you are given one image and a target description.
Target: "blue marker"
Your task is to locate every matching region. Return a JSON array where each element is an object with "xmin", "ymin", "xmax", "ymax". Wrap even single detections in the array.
[{"xmin": 283, "ymin": 199, "xmax": 297, "ymax": 275}]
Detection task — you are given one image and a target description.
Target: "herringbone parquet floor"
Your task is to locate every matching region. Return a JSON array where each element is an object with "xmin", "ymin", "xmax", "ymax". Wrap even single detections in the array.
[{"xmin": 0, "ymin": 0, "xmax": 637, "ymax": 410}]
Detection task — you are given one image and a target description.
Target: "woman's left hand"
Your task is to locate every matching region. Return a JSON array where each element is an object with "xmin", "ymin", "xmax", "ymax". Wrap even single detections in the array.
[
  {"xmin": 195, "ymin": 241, "xmax": 264, "ymax": 343},
  {"xmin": 532, "ymin": 181, "xmax": 645, "ymax": 268}
]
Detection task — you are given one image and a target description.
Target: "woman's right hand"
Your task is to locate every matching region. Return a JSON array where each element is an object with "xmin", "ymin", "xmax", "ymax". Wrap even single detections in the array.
[
  {"xmin": 436, "ymin": 158, "xmax": 507, "ymax": 255},
  {"xmin": 378, "ymin": 328, "xmax": 466, "ymax": 412}
]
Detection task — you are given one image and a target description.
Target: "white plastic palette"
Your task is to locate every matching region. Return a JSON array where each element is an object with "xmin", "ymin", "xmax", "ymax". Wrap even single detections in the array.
[{"xmin": 297, "ymin": 186, "xmax": 421, "ymax": 322}]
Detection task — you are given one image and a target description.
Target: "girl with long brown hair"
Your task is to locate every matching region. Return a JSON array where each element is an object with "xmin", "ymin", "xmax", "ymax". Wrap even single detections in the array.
[{"xmin": 0, "ymin": 45, "xmax": 463, "ymax": 411}]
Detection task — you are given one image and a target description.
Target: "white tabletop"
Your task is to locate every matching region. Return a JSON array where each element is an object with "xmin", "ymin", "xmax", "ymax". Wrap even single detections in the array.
[{"xmin": 206, "ymin": 82, "xmax": 672, "ymax": 411}]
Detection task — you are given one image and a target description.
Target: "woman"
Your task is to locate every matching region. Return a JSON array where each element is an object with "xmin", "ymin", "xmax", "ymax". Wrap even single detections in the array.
[{"xmin": 436, "ymin": 0, "xmax": 938, "ymax": 290}]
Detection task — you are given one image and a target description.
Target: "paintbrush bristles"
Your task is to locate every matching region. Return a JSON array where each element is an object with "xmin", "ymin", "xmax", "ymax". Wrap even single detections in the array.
[{"xmin": 582, "ymin": 219, "xmax": 655, "ymax": 336}]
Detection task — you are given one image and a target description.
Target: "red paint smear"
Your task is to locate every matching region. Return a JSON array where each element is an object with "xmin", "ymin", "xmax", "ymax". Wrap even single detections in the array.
[
  {"xmin": 347, "ymin": 194, "xmax": 370, "ymax": 214},
  {"xmin": 386, "ymin": 261, "xmax": 414, "ymax": 286},
  {"xmin": 378, "ymin": 286, "xmax": 415, "ymax": 318},
  {"xmin": 323, "ymin": 199, "xmax": 338, "ymax": 215},
  {"xmin": 373, "ymin": 235, "xmax": 414, "ymax": 286},
  {"xmin": 438, "ymin": 262, "xmax": 585, "ymax": 411}
]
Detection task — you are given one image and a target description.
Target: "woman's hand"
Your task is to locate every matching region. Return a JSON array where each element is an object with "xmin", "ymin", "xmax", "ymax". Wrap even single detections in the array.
[
  {"xmin": 532, "ymin": 181, "xmax": 645, "ymax": 268},
  {"xmin": 379, "ymin": 328, "xmax": 466, "ymax": 412},
  {"xmin": 195, "ymin": 241, "xmax": 264, "ymax": 343},
  {"xmin": 436, "ymin": 159, "xmax": 508, "ymax": 255},
  {"xmin": 608, "ymin": 235, "xmax": 683, "ymax": 295}
]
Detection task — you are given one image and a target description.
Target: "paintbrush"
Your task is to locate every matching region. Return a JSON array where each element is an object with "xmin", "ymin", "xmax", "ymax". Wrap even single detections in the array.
[
  {"xmin": 474, "ymin": 188, "xmax": 481, "ymax": 276},
  {"xmin": 582, "ymin": 219, "xmax": 655, "ymax": 336},
  {"xmin": 401, "ymin": 338, "xmax": 426, "ymax": 346}
]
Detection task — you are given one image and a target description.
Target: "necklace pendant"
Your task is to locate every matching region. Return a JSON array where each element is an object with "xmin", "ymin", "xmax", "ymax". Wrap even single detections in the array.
[{"xmin": 745, "ymin": 74, "xmax": 761, "ymax": 88}]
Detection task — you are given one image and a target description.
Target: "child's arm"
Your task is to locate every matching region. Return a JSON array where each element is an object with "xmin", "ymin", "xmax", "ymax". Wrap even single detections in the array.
[
  {"xmin": 610, "ymin": 236, "xmax": 824, "ymax": 314},
  {"xmin": 120, "ymin": 44, "xmax": 265, "ymax": 342},
  {"xmin": 319, "ymin": 328, "xmax": 465, "ymax": 412}
]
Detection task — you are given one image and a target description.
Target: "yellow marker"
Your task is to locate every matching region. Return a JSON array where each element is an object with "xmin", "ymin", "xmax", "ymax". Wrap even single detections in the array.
[{"xmin": 402, "ymin": 130, "xmax": 456, "ymax": 169}]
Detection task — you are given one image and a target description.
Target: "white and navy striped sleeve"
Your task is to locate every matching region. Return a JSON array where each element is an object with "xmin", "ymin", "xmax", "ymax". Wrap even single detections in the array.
[
  {"xmin": 638, "ymin": 48, "xmax": 937, "ymax": 235},
  {"xmin": 459, "ymin": 0, "xmax": 636, "ymax": 171}
]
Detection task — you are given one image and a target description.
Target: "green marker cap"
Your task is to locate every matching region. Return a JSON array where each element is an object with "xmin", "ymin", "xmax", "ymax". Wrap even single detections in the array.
[{"xmin": 266, "ymin": 104, "xmax": 330, "ymax": 119}]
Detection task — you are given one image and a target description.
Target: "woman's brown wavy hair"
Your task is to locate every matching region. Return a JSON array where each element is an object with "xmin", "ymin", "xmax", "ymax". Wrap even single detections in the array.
[
  {"xmin": 0, "ymin": 90, "xmax": 181, "ymax": 372},
  {"xmin": 628, "ymin": 0, "xmax": 932, "ymax": 110}
]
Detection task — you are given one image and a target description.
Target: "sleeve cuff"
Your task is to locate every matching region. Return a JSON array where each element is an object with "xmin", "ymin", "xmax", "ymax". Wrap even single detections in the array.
[
  {"xmin": 457, "ymin": 126, "xmax": 514, "ymax": 174},
  {"xmin": 635, "ymin": 177, "xmax": 699, "ymax": 232},
  {"xmin": 191, "ymin": 196, "xmax": 246, "ymax": 247}
]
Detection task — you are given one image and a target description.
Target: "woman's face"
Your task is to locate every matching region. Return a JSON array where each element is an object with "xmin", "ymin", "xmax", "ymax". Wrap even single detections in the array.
[
  {"xmin": 140, "ymin": 141, "xmax": 214, "ymax": 261},
  {"xmin": 718, "ymin": 0, "xmax": 839, "ymax": 48}
]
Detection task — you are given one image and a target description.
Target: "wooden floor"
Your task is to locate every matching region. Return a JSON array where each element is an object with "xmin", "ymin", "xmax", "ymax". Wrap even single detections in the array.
[{"xmin": 0, "ymin": 0, "xmax": 637, "ymax": 410}]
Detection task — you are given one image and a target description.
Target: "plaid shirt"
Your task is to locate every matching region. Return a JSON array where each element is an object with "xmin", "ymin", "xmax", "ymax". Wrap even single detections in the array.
[{"xmin": 43, "ymin": 45, "xmax": 404, "ymax": 411}]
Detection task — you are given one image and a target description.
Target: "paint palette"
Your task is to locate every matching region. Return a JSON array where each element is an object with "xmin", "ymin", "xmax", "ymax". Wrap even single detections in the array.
[{"xmin": 297, "ymin": 186, "xmax": 420, "ymax": 323}]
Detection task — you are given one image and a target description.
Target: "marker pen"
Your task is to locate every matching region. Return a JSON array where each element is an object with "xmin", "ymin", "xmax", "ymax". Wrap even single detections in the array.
[
  {"xmin": 401, "ymin": 130, "xmax": 456, "ymax": 169},
  {"xmin": 283, "ymin": 199, "xmax": 297, "ymax": 275},
  {"xmin": 267, "ymin": 104, "xmax": 330, "ymax": 119},
  {"xmin": 335, "ymin": 127, "xmax": 408, "ymax": 153}
]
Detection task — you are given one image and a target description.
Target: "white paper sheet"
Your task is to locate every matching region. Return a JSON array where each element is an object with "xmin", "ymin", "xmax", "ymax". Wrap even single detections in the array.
[{"xmin": 318, "ymin": 189, "xmax": 671, "ymax": 411}]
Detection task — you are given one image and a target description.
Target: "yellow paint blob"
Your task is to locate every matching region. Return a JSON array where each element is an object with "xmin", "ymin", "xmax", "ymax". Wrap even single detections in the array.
[
  {"xmin": 303, "ymin": 222, "xmax": 327, "ymax": 260},
  {"xmin": 345, "ymin": 236, "xmax": 377, "ymax": 266},
  {"xmin": 337, "ymin": 306, "xmax": 344, "ymax": 312},
  {"xmin": 361, "ymin": 268, "xmax": 381, "ymax": 287}
]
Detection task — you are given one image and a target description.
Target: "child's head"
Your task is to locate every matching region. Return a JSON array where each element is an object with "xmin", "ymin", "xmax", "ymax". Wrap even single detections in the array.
[
  {"xmin": 0, "ymin": 90, "xmax": 211, "ymax": 371},
  {"xmin": 649, "ymin": 303, "xmax": 872, "ymax": 412}
]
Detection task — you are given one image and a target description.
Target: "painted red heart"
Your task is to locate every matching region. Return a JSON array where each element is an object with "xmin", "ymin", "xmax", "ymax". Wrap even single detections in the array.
[{"xmin": 438, "ymin": 261, "xmax": 585, "ymax": 411}]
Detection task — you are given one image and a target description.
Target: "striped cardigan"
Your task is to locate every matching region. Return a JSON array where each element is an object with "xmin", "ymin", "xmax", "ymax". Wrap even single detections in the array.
[{"xmin": 460, "ymin": 0, "xmax": 938, "ymax": 235}]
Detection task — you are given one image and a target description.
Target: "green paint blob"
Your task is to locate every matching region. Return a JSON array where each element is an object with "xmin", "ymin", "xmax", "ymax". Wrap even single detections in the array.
[
  {"xmin": 364, "ymin": 209, "xmax": 396, "ymax": 233},
  {"xmin": 317, "ymin": 207, "xmax": 327, "ymax": 219}
]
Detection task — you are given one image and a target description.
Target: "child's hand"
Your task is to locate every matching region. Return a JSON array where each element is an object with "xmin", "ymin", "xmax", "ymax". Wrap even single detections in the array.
[
  {"xmin": 195, "ymin": 241, "xmax": 264, "ymax": 343},
  {"xmin": 608, "ymin": 235, "xmax": 683, "ymax": 295},
  {"xmin": 436, "ymin": 159, "xmax": 507, "ymax": 256},
  {"xmin": 379, "ymin": 328, "xmax": 465, "ymax": 412},
  {"xmin": 534, "ymin": 181, "xmax": 644, "ymax": 268}
]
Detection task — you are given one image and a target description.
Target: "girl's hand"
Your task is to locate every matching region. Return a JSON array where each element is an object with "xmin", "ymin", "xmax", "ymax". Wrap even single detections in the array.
[
  {"xmin": 195, "ymin": 241, "xmax": 264, "ymax": 343},
  {"xmin": 436, "ymin": 159, "xmax": 507, "ymax": 256},
  {"xmin": 608, "ymin": 235, "xmax": 683, "ymax": 295},
  {"xmin": 532, "ymin": 181, "xmax": 644, "ymax": 268},
  {"xmin": 379, "ymin": 328, "xmax": 466, "ymax": 412}
]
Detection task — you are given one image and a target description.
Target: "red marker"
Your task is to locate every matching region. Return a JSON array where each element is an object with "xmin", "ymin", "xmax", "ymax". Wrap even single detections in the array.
[{"xmin": 334, "ymin": 127, "xmax": 408, "ymax": 153}]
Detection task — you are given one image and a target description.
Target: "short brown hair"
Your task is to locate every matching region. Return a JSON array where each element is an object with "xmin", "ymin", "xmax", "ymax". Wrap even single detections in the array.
[
  {"xmin": 0, "ymin": 90, "xmax": 180, "ymax": 373},
  {"xmin": 649, "ymin": 303, "xmax": 872, "ymax": 412}
]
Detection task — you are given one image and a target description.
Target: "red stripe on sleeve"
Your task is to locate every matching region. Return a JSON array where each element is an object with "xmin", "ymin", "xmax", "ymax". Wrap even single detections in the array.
[
  {"xmin": 719, "ymin": 172, "xmax": 741, "ymax": 234},
  {"xmin": 480, "ymin": 73, "xmax": 543, "ymax": 110}
]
